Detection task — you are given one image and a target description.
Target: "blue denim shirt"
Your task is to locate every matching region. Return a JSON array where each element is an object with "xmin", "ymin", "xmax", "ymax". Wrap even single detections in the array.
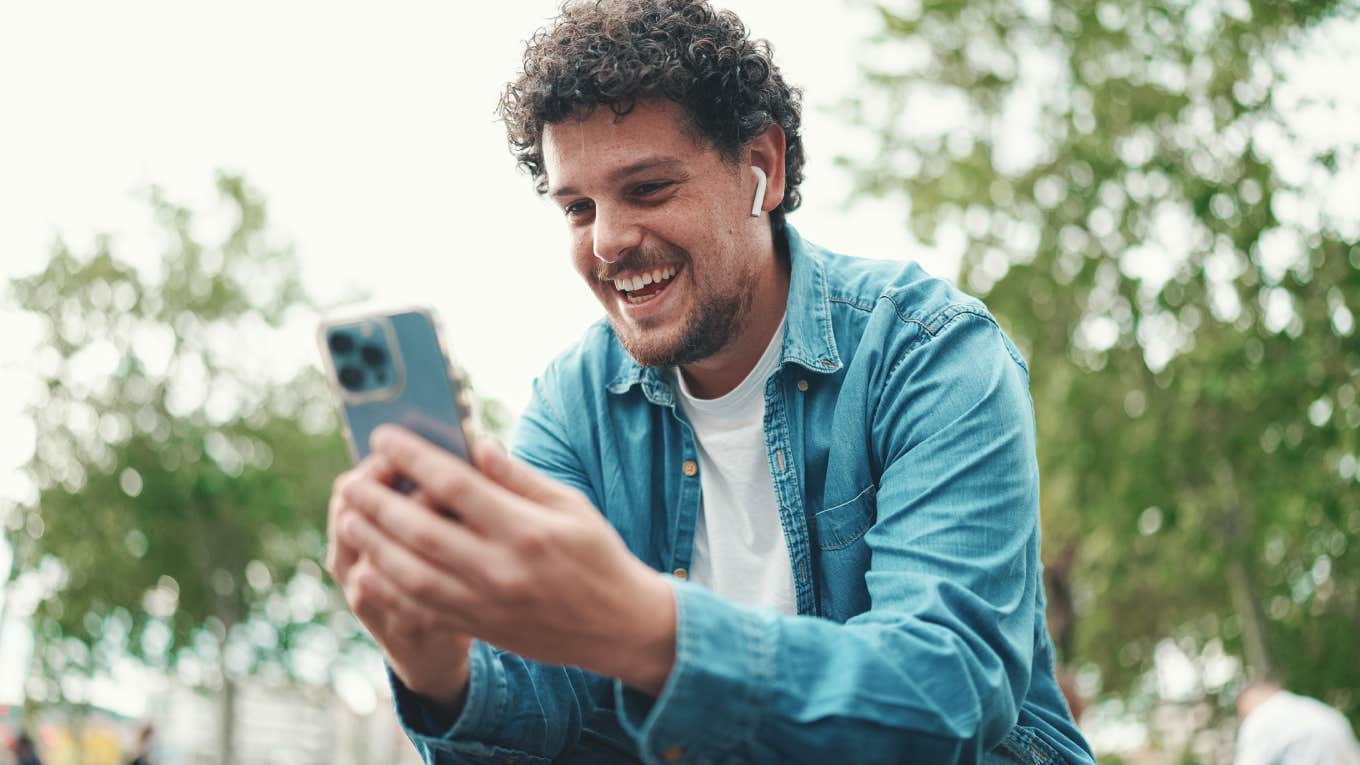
[{"xmin": 393, "ymin": 227, "xmax": 1095, "ymax": 765}]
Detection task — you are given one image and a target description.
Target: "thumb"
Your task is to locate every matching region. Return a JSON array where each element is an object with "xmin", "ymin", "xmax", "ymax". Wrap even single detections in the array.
[{"xmin": 473, "ymin": 439, "xmax": 572, "ymax": 505}]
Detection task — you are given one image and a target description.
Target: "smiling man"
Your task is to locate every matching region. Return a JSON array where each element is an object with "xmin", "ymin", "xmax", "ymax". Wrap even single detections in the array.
[{"xmin": 325, "ymin": 1, "xmax": 1095, "ymax": 763}]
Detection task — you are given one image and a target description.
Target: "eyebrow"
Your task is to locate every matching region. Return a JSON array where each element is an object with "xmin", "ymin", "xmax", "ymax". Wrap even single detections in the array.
[{"xmin": 549, "ymin": 156, "xmax": 686, "ymax": 198}]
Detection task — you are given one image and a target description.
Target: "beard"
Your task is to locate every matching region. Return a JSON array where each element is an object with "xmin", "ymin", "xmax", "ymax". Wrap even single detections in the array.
[{"xmin": 601, "ymin": 242, "xmax": 757, "ymax": 368}]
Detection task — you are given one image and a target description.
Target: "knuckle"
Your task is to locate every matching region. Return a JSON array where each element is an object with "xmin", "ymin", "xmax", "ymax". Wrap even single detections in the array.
[
  {"xmin": 487, "ymin": 569, "xmax": 532, "ymax": 604},
  {"xmin": 431, "ymin": 470, "xmax": 465, "ymax": 502},
  {"xmin": 409, "ymin": 523, "xmax": 440, "ymax": 555},
  {"xmin": 512, "ymin": 527, "xmax": 551, "ymax": 559},
  {"xmin": 350, "ymin": 575, "xmax": 377, "ymax": 610},
  {"xmin": 333, "ymin": 470, "xmax": 356, "ymax": 496},
  {"xmin": 406, "ymin": 571, "xmax": 441, "ymax": 602}
]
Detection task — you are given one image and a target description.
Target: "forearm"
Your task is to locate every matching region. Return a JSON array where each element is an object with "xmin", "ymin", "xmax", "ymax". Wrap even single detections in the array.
[{"xmin": 613, "ymin": 578, "xmax": 1034, "ymax": 765}]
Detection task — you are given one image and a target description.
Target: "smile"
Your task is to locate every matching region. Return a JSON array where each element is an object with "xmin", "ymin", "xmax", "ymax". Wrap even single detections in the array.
[{"xmin": 612, "ymin": 264, "xmax": 681, "ymax": 304}]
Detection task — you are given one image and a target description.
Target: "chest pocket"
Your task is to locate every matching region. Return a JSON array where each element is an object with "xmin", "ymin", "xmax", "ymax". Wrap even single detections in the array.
[{"xmin": 813, "ymin": 483, "xmax": 876, "ymax": 550}]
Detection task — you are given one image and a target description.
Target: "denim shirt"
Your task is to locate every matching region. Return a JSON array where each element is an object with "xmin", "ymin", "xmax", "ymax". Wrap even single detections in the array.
[{"xmin": 392, "ymin": 227, "xmax": 1095, "ymax": 765}]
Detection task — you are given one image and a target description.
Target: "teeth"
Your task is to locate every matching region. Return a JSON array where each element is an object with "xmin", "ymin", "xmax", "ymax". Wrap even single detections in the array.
[{"xmin": 614, "ymin": 265, "xmax": 679, "ymax": 292}]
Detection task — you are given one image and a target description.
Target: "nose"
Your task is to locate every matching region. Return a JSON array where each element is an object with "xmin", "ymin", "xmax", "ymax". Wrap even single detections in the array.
[{"xmin": 591, "ymin": 206, "xmax": 643, "ymax": 264}]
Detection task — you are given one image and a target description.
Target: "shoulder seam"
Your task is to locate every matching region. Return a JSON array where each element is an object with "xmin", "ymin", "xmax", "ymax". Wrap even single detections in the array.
[
  {"xmin": 827, "ymin": 295, "xmax": 876, "ymax": 313},
  {"xmin": 886, "ymin": 307, "xmax": 1004, "ymax": 379}
]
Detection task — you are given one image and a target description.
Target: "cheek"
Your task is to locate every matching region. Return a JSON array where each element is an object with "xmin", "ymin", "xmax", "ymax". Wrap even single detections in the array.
[{"xmin": 569, "ymin": 232, "xmax": 596, "ymax": 280}]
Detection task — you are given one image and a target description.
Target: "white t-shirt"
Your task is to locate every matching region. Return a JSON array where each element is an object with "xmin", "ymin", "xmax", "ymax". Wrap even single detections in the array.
[
  {"xmin": 1235, "ymin": 691, "xmax": 1360, "ymax": 765},
  {"xmin": 674, "ymin": 318, "xmax": 797, "ymax": 616}
]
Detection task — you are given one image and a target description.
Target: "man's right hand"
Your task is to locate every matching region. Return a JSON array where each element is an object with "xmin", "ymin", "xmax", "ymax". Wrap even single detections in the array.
[{"xmin": 326, "ymin": 455, "xmax": 474, "ymax": 717}]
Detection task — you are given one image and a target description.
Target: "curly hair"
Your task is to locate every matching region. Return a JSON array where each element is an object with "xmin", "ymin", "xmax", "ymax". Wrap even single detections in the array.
[{"xmin": 498, "ymin": 0, "xmax": 806, "ymax": 232}]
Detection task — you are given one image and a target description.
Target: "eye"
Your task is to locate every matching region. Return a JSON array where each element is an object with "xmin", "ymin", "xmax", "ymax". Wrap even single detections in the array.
[
  {"xmin": 632, "ymin": 180, "xmax": 674, "ymax": 197},
  {"xmin": 564, "ymin": 199, "xmax": 594, "ymax": 218}
]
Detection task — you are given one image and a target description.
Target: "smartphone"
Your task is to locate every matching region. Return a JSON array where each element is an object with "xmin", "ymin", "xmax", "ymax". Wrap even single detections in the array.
[{"xmin": 317, "ymin": 307, "xmax": 471, "ymax": 466}]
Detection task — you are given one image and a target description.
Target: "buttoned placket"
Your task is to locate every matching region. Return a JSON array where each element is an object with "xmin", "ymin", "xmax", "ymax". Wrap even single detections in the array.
[{"xmin": 764, "ymin": 367, "xmax": 820, "ymax": 616}]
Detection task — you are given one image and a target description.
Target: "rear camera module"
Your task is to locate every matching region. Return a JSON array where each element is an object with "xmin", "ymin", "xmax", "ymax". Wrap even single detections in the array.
[
  {"xmin": 360, "ymin": 344, "xmax": 386, "ymax": 367},
  {"xmin": 329, "ymin": 331, "xmax": 355, "ymax": 355},
  {"xmin": 338, "ymin": 365, "xmax": 365, "ymax": 391}
]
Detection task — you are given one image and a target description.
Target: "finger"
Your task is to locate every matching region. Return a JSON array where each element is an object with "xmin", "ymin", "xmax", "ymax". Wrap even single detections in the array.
[
  {"xmin": 347, "ymin": 556, "xmax": 460, "ymax": 637},
  {"xmin": 328, "ymin": 454, "xmax": 409, "ymax": 576},
  {"xmin": 326, "ymin": 497, "xmax": 356, "ymax": 578},
  {"xmin": 341, "ymin": 476, "xmax": 492, "ymax": 583},
  {"xmin": 339, "ymin": 508, "xmax": 484, "ymax": 614},
  {"xmin": 371, "ymin": 425, "xmax": 528, "ymax": 536},
  {"xmin": 357, "ymin": 453, "xmax": 404, "ymax": 486},
  {"xmin": 326, "ymin": 472, "xmax": 363, "ymax": 578},
  {"xmin": 473, "ymin": 439, "xmax": 579, "ymax": 506}
]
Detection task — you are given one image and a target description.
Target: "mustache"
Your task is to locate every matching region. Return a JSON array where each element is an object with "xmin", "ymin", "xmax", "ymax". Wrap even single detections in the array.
[{"xmin": 595, "ymin": 243, "xmax": 687, "ymax": 281}]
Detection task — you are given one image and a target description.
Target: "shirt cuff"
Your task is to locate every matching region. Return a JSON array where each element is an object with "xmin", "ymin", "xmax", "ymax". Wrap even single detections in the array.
[
  {"xmin": 390, "ymin": 639, "xmax": 546, "ymax": 763},
  {"xmin": 612, "ymin": 577, "xmax": 776, "ymax": 764}
]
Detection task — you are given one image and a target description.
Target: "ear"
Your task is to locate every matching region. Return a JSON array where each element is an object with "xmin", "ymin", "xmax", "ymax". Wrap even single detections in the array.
[{"xmin": 746, "ymin": 123, "xmax": 787, "ymax": 216}]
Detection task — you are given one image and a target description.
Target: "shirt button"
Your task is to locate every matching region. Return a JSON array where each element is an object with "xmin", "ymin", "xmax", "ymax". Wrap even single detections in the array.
[
  {"xmin": 661, "ymin": 745, "xmax": 685, "ymax": 762},
  {"xmin": 797, "ymin": 379, "xmax": 809, "ymax": 392},
  {"xmin": 682, "ymin": 460, "xmax": 698, "ymax": 477},
  {"xmin": 673, "ymin": 568, "xmax": 688, "ymax": 580}
]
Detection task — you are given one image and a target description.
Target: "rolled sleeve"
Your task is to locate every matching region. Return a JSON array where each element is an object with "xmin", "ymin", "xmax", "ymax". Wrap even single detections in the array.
[
  {"xmin": 613, "ymin": 578, "xmax": 776, "ymax": 764},
  {"xmin": 390, "ymin": 641, "xmax": 553, "ymax": 764}
]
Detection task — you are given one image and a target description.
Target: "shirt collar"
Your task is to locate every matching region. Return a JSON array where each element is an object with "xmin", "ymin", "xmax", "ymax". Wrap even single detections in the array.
[{"xmin": 606, "ymin": 224, "xmax": 843, "ymax": 401}]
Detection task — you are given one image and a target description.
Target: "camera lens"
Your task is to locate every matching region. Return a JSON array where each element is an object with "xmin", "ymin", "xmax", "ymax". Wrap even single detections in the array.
[
  {"xmin": 338, "ymin": 365, "xmax": 364, "ymax": 391},
  {"xmin": 360, "ymin": 344, "xmax": 385, "ymax": 367},
  {"xmin": 329, "ymin": 331, "xmax": 355, "ymax": 355}
]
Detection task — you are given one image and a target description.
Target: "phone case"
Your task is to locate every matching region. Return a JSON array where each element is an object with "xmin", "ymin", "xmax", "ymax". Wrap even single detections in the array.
[{"xmin": 317, "ymin": 307, "xmax": 471, "ymax": 464}]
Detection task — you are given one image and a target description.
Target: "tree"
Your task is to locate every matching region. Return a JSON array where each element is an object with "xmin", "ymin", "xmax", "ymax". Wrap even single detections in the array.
[
  {"xmin": 4, "ymin": 175, "xmax": 362, "ymax": 763},
  {"xmin": 845, "ymin": 0, "xmax": 1359, "ymax": 724}
]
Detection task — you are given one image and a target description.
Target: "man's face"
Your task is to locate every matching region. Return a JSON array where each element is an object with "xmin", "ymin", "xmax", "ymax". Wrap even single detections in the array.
[{"xmin": 541, "ymin": 100, "xmax": 766, "ymax": 367}]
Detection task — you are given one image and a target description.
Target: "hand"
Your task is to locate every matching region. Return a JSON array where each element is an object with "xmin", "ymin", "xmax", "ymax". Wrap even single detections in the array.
[
  {"xmin": 326, "ymin": 455, "xmax": 474, "ymax": 711},
  {"xmin": 339, "ymin": 426, "xmax": 678, "ymax": 695}
]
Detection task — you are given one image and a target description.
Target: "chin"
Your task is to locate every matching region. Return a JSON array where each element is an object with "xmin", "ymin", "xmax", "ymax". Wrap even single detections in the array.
[
  {"xmin": 610, "ymin": 308, "xmax": 739, "ymax": 369},
  {"xmin": 612, "ymin": 322, "xmax": 691, "ymax": 368}
]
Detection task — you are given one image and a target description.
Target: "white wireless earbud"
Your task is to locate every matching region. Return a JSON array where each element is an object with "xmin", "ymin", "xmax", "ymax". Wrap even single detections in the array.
[{"xmin": 750, "ymin": 166, "xmax": 767, "ymax": 217}]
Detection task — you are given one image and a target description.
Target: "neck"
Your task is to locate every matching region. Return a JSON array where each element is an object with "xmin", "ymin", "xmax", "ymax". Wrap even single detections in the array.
[
  {"xmin": 679, "ymin": 240, "xmax": 789, "ymax": 399},
  {"xmin": 1238, "ymin": 684, "xmax": 1280, "ymax": 721}
]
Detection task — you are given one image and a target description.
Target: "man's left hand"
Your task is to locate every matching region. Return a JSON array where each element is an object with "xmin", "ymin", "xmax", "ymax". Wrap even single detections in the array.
[{"xmin": 339, "ymin": 425, "xmax": 678, "ymax": 695}]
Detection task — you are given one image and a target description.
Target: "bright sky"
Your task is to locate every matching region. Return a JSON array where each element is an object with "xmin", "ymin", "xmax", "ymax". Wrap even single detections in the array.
[{"xmin": 0, "ymin": 0, "xmax": 934, "ymax": 709}]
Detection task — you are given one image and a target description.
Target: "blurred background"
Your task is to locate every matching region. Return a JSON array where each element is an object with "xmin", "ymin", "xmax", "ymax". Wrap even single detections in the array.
[{"xmin": 1, "ymin": 0, "xmax": 1356, "ymax": 763}]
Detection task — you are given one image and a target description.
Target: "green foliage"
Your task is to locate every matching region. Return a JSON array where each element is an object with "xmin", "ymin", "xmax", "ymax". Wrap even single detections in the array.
[
  {"xmin": 5, "ymin": 175, "xmax": 363, "ymax": 704},
  {"xmin": 848, "ymin": 0, "xmax": 1359, "ymax": 722}
]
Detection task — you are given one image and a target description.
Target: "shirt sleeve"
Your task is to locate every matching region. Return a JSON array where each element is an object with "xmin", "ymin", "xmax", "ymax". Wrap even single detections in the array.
[
  {"xmin": 612, "ymin": 310, "xmax": 1044, "ymax": 764},
  {"xmin": 387, "ymin": 377, "xmax": 612, "ymax": 764}
]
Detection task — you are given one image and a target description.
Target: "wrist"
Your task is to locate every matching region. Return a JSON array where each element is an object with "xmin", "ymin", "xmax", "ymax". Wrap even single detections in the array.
[
  {"xmin": 394, "ymin": 650, "xmax": 472, "ymax": 716},
  {"xmin": 616, "ymin": 569, "xmax": 677, "ymax": 696},
  {"xmin": 420, "ymin": 678, "xmax": 470, "ymax": 732}
]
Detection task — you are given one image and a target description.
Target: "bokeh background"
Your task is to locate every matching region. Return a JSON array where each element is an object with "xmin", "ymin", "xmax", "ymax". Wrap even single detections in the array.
[{"xmin": 1, "ymin": 1, "xmax": 1357, "ymax": 763}]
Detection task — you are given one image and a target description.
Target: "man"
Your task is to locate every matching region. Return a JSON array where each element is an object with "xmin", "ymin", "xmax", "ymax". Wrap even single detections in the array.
[
  {"xmin": 11, "ymin": 733, "xmax": 42, "ymax": 765},
  {"xmin": 326, "ymin": 1, "xmax": 1094, "ymax": 763},
  {"xmin": 1235, "ymin": 680, "xmax": 1360, "ymax": 765}
]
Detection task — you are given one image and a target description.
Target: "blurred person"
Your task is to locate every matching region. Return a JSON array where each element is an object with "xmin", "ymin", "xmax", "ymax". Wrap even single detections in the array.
[
  {"xmin": 10, "ymin": 734, "xmax": 40, "ymax": 765},
  {"xmin": 1235, "ymin": 679, "xmax": 1360, "ymax": 765},
  {"xmin": 325, "ymin": 0, "xmax": 1094, "ymax": 762},
  {"xmin": 126, "ymin": 723, "xmax": 155, "ymax": 765}
]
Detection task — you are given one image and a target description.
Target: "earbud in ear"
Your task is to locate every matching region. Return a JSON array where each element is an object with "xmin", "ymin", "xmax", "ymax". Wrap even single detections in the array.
[{"xmin": 750, "ymin": 166, "xmax": 768, "ymax": 218}]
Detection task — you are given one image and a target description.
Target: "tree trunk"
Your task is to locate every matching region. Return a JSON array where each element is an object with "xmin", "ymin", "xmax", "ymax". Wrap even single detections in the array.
[
  {"xmin": 218, "ymin": 648, "xmax": 238, "ymax": 765},
  {"xmin": 1215, "ymin": 460, "xmax": 1275, "ymax": 679},
  {"xmin": 1227, "ymin": 556, "xmax": 1275, "ymax": 679}
]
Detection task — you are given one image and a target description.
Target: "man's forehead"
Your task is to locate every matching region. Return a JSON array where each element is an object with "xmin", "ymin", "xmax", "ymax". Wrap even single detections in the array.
[{"xmin": 541, "ymin": 101, "xmax": 711, "ymax": 187}]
